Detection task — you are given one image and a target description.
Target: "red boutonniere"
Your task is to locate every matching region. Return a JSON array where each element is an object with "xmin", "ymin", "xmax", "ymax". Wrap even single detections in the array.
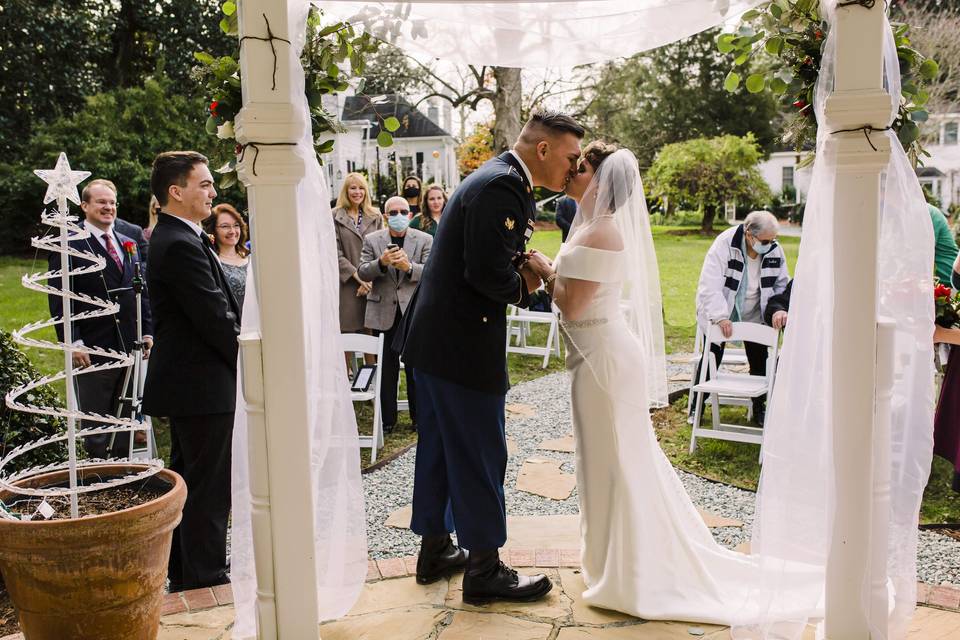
[
  {"xmin": 122, "ymin": 240, "xmax": 137, "ymax": 257},
  {"xmin": 210, "ymin": 100, "xmax": 219, "ymax": 117}
]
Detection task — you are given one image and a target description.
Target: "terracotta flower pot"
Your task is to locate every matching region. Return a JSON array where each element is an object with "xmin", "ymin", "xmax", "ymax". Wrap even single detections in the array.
[{"xmin": 0, "ymin": 464, "xmax": 186, "ymax": 640}]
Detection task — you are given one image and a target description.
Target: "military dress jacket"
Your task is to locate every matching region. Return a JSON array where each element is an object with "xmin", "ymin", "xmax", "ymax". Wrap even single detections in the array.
[{"xmin": 395, "ymin": 152, "xmax": 537, "ymax": 395}]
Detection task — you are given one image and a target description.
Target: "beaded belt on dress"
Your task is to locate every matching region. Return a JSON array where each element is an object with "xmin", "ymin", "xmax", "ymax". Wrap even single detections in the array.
[{"xmin": 560, "ymin": 317, "xmax": 609, "ymax": 329}]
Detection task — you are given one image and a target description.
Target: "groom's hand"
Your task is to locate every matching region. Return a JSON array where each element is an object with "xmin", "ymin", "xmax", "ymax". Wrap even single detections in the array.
[{"xmin": 519, "ymin": 262, "xmax": 542, "ymax": 294}]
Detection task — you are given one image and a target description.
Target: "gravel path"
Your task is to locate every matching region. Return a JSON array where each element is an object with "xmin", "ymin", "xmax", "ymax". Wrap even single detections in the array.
[{"xmin": 362, "ymin": 368, "xmax": 960, "ymax": 587}]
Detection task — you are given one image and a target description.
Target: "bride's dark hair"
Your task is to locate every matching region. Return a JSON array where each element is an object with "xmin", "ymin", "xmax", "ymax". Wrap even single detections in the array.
[{"xmin": 583, "ymin": 140, "xmax": 619, "ymax": 171}]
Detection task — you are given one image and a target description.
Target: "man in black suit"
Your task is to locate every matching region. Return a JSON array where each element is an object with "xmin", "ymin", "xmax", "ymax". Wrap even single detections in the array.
[
  {"xmin": 48, "ymin": 178, "xmax": 153, "ymax": 459},
  {"xmin": 142, "ymin": 151, "xmax": 240, "ymax": 591},
  {"xmin": 396, "ymin": 110, "xmax": 584, "ymax": 603}
]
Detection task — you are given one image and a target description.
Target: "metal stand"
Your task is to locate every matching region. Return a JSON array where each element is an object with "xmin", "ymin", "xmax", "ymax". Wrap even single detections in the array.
[{"xmin": 108, "ymin": 262, "xmax": 157, "ymax": 460}]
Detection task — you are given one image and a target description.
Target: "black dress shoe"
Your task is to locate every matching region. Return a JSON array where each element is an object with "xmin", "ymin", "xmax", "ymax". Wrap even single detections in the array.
[
  {"xmin": 416, "ymin": 534, "xmax": 468, "ymax": 585},
  {"xmin": 461, "ymin": 550, "xmax": 552, "ymax": 605}
]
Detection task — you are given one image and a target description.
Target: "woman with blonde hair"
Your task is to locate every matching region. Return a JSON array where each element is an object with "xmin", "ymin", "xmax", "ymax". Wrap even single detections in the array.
[
  {"xmin": 143, "ymin": 195, "xmax": 161, "ymax": 241},
  {"xmin": 410, "ymin": 184, "xmax": 447, "ymax": 237},
  {"xmin": 333, "ymin": 172, "xmax": 383, "ymax": 337}
]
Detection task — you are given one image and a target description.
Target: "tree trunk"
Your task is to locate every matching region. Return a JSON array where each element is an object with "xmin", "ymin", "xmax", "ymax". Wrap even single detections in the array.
[
  {"xmin": 701, "ymin": 205, "xmax": 717, "ymax": 233},
  {"xmin": 492, "ymin": 67, "xmax": 522, "ymax": 153}
]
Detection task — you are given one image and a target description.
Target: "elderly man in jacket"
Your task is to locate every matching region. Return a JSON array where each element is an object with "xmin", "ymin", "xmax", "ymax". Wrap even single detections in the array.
[
  {"xmin": 694, "ymin": 210, "xmax": 789, "ymax": 424},
  {"xmin": 358, "ymin": 196, "xmax": 433, "ymax": 432}
]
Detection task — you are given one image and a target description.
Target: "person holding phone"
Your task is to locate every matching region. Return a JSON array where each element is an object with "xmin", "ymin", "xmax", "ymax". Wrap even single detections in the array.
[{"xmin": 358, "ymin": 196, "xmax": 433, "ymax": 432}]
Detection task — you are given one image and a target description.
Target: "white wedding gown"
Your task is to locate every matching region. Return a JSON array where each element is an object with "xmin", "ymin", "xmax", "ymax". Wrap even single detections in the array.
[{"xmin": 555, "ymin": 241, "xmax": 817, "ymax": 626}]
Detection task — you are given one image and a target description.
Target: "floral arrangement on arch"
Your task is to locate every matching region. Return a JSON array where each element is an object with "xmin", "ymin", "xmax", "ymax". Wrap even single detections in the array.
[
  {"xmin": 192, "ymin": 2, "xmax": 403, "ymax": 190},
  {"xmin": 718, "ymin": 0, "xmax": 939, "ymax": 167}
]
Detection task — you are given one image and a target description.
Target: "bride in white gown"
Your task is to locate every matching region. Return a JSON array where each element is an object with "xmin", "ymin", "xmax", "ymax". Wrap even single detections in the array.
[{"xmin": 529, "ymin": 143, "xmax": 817, "ymax": 627}]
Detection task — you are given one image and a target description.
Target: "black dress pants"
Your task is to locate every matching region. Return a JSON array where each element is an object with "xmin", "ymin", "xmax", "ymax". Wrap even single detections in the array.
[
  {"xmin": 167, "ymin": 412, "xmax": 233, "ymax": 590},
  {"xmin": 377, "ymin": 310, "xmax": 417, "ymax": 428}
]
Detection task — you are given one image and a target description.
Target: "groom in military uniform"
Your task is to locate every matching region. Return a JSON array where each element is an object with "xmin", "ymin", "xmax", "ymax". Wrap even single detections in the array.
[{"xmin": 396, "ymin": 110, "xmax": 583, "ymax": 603}]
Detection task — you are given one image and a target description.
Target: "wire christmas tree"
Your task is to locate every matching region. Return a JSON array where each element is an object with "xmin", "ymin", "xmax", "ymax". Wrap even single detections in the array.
[{"xmin": 1, "ymin": 153, "xmax": 162, "ymax": 520}]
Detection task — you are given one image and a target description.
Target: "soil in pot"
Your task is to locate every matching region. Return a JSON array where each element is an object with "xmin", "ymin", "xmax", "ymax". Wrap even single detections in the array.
[{"xmin": 3, "ymin": 480, "xmax": 166, "ymax": 520}]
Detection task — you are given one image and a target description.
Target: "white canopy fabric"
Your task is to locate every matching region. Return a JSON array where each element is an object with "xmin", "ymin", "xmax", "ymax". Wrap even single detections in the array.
[
  {"xmin": 231, "ymin": 2, "xmax": 934, "ymax": 638},
  {"xmin": 322, "ymin": 0, "xmax": 764, "ymax": 67}
]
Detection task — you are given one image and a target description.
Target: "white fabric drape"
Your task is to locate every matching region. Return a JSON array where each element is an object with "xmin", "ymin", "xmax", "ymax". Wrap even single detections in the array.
[
  {"xmin": 230, "ymin": 2, "xmax": 369, "ymax": 638},
  {"xmin": 734, "ymin": 3, "xmax": 935, "ymax": 638},
  {"xmin": 567, "ymin": 149, "xmax": 670, "ymax": 407},
  {"xmin": 229, "ymin": 1, "xmax": 933, "ymax": 637},
  {"xmin": 321, "ymin": 0, "xmax": 765, "ymax": 67}
]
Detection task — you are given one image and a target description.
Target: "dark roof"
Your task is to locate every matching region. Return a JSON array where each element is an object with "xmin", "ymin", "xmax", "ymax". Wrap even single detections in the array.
[
  {"xmin": 916, "ymin": 166, "xmax": 946, "ymax": 178},
  {"xmin": 342, "ymin": 95, "xmax": 451, "ymax": 139}
]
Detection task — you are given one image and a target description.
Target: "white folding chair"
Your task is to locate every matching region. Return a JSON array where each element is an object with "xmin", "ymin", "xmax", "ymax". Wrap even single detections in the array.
[
  {"xmin": 689, "ymin": 322, "xmax": 780, "ymax": 459},
  {"xmin": 341, "ymin": 332, "xmax": 385, "ymax": 463},
  {"xmin": 685, "ymin": 324, "xmax": 754, "ymax": 421},
  {"xmin": 505, "ymin": 304, "xmax": 561, "ymax": 369}
]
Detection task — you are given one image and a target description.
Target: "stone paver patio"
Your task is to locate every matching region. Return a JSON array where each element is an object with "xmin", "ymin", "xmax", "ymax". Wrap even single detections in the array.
[{"xmin": 140, "ymin": 568, "xmax": 960, "ymax": 640}]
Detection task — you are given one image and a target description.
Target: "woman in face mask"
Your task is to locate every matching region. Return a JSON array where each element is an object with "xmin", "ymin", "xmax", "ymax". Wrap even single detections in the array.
[{"xmin": 401, "ymin": 176, "xmax": 422, "ymax": 217}]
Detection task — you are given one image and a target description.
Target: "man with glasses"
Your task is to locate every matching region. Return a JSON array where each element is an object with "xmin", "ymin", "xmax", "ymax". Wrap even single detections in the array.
[
  {"xmin": 694, "ymin": 210, "xmax": 789, "ymax": 425},
  {"xmin": 47, "ymin": 178, "xmax": 153, "ymax": 458},
  {"xmin": 358, "ymin": 196, "xmax": 433, "ymax": 432}
]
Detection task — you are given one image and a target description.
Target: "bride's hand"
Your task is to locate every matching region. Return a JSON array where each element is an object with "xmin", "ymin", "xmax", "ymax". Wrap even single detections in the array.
[{"xmin": 525, "ymin": 250, "xmax": 553, "ymax": 279}]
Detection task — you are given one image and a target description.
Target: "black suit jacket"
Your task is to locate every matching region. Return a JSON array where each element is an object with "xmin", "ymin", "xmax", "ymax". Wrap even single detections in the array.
[
  {"xmin": 396, "ymin": 152, "xmax": 536, "ymax": 395},
  {"xmin": 47, "ymin": 226, "xmax": 152, "ymax": 360},
  {"xmin": 114, "ymin": 217, "xmax": 149, "ymax": 265},
  {"xmin": 142, "ymin": 213, "xmax": 240, "ymax": 417}
]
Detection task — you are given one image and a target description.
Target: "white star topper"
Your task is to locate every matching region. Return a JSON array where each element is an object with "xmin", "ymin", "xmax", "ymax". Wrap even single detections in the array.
[{"xmin": 34, "ymin": 153, "xmax": 91, "ymax": 210}]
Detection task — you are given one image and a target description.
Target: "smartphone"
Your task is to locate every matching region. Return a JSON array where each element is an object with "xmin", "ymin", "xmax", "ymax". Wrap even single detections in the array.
[{"xmin": 386, "ymin": 243, "xmax": 398, "ymax": 250}]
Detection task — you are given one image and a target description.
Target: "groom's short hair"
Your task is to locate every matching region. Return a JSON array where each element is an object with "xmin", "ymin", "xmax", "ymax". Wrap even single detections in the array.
[{"xmin": 519, "ymin": 109, "xmax": 585, "ymax": 144}]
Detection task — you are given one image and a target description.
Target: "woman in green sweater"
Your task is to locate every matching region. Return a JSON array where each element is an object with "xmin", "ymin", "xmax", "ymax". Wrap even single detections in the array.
[{"xmin": 409, "ymin": 184, "xmax": 447, "ymax": 237}]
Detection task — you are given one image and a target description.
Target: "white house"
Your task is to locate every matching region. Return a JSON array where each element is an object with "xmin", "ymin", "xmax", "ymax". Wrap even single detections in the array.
[
  {"xmin": 758, "ymin": 147, "xmax": 814, "ymax": 203},
  {"xmin": 319, "ymin": 93, "xmax": 460, "ymax": 202},
  {"xmin": 919, "ymin": 113, "xmax": 960, "ymax": 209},
  {"xmin": 758, "ymin": 113, "xmax": 960, "ymax": 210}
]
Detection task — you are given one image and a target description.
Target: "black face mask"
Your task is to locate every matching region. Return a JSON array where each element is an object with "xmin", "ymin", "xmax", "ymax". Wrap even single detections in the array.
[{"xmin": 403, "ymin": 186, "xmax": 420, "ymax": 199}]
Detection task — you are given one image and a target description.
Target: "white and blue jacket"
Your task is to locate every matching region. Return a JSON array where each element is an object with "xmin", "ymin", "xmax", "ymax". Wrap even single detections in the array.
[{"xmin": 696, "ymin": 224, "xmax": 789, "ymax": 335}]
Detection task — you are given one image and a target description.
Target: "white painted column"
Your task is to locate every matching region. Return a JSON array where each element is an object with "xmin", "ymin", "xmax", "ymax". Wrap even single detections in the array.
[
  {"xmin": 823, "ymin": 2, "xmax": 894, "ymax": 638},
  {"xmin": 236, "ymin": 1, "xmax": 322, "ymax": 638}
]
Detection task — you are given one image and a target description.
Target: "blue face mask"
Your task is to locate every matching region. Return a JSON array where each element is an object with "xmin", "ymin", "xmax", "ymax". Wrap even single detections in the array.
[
  {"xmin": 752, "ymin": 238, "xmax": 774, "ymax": 255},
  {"xmin": 387, "ymin": 214, "xmax": 410, "ymax": 233}
]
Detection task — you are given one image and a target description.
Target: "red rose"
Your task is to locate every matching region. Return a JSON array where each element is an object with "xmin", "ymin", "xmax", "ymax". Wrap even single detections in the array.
[
  {"xmin": 935, "ymin": 284, "xmax": 952, "ymax": 299},
  {"xmin": 122, "ymin": 240, "xmax": 137, "ymax": 256},
  {"xmin": 793, "ymin": 99, "xmax": 807, "ymax": 109},
  {"xmin": 210, "ymin": 100, "xmax": 219, "ymax": 116},
  {"xmin": 814, "ymin": 29, "xmax": 823, "ymax": 40}
]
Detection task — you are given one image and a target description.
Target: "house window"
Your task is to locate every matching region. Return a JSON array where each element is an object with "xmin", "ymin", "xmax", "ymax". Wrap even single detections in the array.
[
  {"xmin": 782, "ymin": 165, "xmax": 794, "ymax": 188},
  {"xmin": 945, "ymin": 122, "xmax": 959, "ymax": 145}
]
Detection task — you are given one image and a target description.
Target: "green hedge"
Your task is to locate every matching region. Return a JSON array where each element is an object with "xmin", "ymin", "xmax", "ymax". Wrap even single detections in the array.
[
  {"xmin": 0, "ymin": 74, "xmax": 231, "ymax": 255},
  {"xmin": 0, "ymin": 330, "xmax": 65, "ymax": 474}
]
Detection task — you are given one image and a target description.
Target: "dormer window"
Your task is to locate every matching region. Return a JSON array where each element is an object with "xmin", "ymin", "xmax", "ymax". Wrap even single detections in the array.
[{"xmin": 946, "ymin": 122, "xmax": 959, "ymax": 145}]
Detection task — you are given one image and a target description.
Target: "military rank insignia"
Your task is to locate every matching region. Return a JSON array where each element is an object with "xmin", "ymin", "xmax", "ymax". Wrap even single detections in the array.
[
  {"xmin": 504, "ymin": 217, "xmax": 515, "ymax": 231},
  {"xmin": 525, "ymin": 217, "xmax": 535, "ymax": 241}
]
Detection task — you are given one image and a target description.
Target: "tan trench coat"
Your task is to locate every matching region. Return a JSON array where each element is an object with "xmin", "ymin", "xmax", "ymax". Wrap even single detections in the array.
[{"xmin": 334, "ymin": 206, "xmax": 384, "ymax": 331}]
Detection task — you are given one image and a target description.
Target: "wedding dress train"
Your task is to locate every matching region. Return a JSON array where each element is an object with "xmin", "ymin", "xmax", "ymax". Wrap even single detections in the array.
[{"xmin": 556, "ymin": 241, "xmax": 818, "ymax": 626}]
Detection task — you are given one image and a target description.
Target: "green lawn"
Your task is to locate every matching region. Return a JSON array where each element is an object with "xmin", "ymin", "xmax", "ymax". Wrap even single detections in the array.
[
  {"xmin": 4, "ymin": 231, "xmax": 956, "ymax": 523},
  {"xmin": 528, "ymin": 225, "xmax": 801, "ymax": 354},
  {"xmin": 0, "ymin": 256, "xmax": 63, "ymax": 378}
]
